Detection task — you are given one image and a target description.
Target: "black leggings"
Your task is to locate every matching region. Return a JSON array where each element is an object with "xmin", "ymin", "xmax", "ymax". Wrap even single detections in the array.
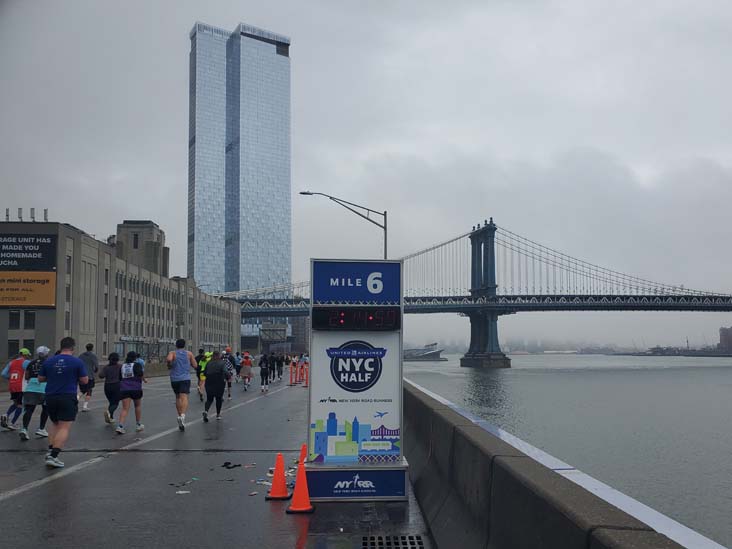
[
  {"xmin": 205, "ymin": 384, "xmax": 225, "ymax": 415},
  {"xmin": 22, "ymin": 404, "xmax": 48, "ymax": 430},
  {"xmin": 104, "ymin": 383, "xmax": 121, "ymax": 418},
  {"xmin": 261, "ymin": 369, "xmax": 269, "ymax": 386}
]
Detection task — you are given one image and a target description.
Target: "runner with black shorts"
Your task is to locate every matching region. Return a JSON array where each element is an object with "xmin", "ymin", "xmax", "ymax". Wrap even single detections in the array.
[
  {"xmin": 234, "ymin": 352, "xmax": 242, "ymax": 382},
  {"xmin": 38, "ymin": 337, "xmax": 88, "ymax": 468},
  {"xmin": 78, "ymin": 343, "xmax": 98, "ymax": 412},
  {"xmin": 223, "ymin": 348, "xmax": 235, "ymax": 400},
  {"xmin": 194, "ymin": 348, "xmax": 205, "ymax": 401},
  {"xmin": 19, "ymin": 346, "xmax": 51, "ymax": 441},
  {"xmin": 99, "ymin": 353, "xmax": 122, "ymax": 424},
  {"xmin": 269, "ymin": 354, "xmax": 277, "ymax": 383},
  {"xmin": 259, "ymin": 353, "xmax": 270, "ymax": 393},
  {"xmin": 116, "ymin": 352, "xmax": 146, "ymax": 434},
  {"xmin": 202, "ymin": 351, "xmax": 230, "ymax": 421},
  {"xmin": 166, "ymin": 339, "xmax": 197, "ymax": 431}
]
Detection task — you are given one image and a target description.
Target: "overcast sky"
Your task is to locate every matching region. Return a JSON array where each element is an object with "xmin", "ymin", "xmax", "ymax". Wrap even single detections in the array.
[{"xmin": 2, "ymin": 0, "xmax": 731, "ymax": 347}]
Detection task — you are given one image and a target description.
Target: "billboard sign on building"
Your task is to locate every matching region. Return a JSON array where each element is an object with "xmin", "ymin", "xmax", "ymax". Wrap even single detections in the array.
[
  {"xmin": 307, "ymin": 259, "xmax": 407, "ymax": 501},
  {"xmin": 0, "ymin": 234, "xmax": 57, "ymax": 307}
]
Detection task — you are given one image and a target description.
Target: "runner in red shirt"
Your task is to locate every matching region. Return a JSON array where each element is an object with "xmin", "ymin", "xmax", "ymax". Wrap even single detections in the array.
[{"xmin": 1, "ymin": 348, "xmax": 31, "ymax": 430}]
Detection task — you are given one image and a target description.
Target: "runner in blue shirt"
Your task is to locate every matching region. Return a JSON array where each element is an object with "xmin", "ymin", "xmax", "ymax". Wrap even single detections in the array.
[
  {"xmin": 234, "ymin": 351, "xmax": 242, "ymax": 383},
  {"xmin": 166, "ymin": 339, "xmax": 197, "ymax": 431},
  {"xmin": 38, "ymin": 337, "xmax": 88, "ymax": 468}
]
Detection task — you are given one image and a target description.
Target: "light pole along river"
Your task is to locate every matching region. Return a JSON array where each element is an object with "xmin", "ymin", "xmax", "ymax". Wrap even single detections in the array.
[{"xmin": 299, "ymin": 191, "xmax": 387, "ymax": 259}]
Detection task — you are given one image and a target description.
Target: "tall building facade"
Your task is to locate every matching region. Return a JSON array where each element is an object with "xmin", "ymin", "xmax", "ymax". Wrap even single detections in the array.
[
  {"xmin": 114, "ymin": 220, "xmax": 170, "ymax": 277},
  {"xmin": 0, "ymin": 218, "xmax": 240, "ymax": 363},
  {"xmin": 188, "ymin": 22, "xmax": 291, "ymax": 294}
]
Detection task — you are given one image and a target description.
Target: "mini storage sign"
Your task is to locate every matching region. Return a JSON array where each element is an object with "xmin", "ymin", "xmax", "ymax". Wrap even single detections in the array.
[
  {"xmin": 307, "ymin": 259, "xmax": 406, "ymax": 501},
  {"xmin": 0, "ymin": 234, "xmax": 57, "ymax": 308}
]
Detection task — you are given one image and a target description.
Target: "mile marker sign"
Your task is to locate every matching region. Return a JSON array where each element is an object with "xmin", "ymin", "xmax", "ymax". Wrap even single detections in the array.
[{"xmin": 306, "ymin": 259, "xmax": 407, "ymax": 501}]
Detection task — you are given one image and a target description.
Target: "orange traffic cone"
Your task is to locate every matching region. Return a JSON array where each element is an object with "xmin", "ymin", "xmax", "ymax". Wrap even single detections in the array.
[
  {"xmin": 286, "ymin": 444, "xmax": 314, "ymax": 514},
  {"xmin": 266, "ymin": 453, "xmax": 292, "ymax": 500},
  {"xmin": 298, "ymin": 443, "xmax": 307, "ymax": 465}
]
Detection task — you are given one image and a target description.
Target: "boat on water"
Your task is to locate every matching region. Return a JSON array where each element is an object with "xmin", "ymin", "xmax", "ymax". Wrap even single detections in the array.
[{"xmin": 403, "ymin": 343, "xmax": 448, "ymax": 362}]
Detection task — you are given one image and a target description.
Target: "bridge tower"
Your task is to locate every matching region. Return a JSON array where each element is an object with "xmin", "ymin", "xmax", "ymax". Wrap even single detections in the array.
[{"xmin": 460, "ymin": 218, "xmax": 511, "ymax": 369}]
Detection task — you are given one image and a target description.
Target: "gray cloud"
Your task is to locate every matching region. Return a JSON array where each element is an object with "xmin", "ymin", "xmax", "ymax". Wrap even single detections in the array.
[{"xmin": 2, "ymin": 0, "xmax": 731, "ymax": 347}]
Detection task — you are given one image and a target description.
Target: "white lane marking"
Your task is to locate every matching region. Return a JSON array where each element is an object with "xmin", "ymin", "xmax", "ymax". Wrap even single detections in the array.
[
  {"xmin": 0, "ymin": 456, "xmax": 108, "ymax": 502},
  {"xmin": 0, "ymin": 385, "xmax": 291, "ymax": 502}
]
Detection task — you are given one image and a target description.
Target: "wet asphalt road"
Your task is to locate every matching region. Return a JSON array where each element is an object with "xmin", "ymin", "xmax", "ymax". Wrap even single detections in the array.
[{"xmin": 0, "ymin": 376, "xmax": 432, "ymax": 548}]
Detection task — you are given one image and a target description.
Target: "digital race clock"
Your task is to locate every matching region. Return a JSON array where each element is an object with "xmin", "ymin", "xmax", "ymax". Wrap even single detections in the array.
[{"xmin": 312, "ymin": 306, "xmax": 401, "ymax": 331}]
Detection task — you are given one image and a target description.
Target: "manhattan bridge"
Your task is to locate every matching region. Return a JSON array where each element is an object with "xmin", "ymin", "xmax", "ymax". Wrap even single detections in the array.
[{"xmin": 215, "ymin": 219, "xmax": 732, "ymax": 367}]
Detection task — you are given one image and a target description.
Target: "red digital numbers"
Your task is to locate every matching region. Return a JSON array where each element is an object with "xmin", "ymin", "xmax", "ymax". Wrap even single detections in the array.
[{"xmin": 314, "ymin": 307, "xmax": 401, "ymax": 331}]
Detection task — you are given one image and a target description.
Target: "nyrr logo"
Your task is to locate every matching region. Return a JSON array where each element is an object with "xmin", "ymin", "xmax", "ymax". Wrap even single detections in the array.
[
  {"xmin": 326, "ymin": 340, "xmax": 386, "ymax": 393},
  {"xmin": 334, "ymin": 473, "xmax": 375, "ymax": 490}
]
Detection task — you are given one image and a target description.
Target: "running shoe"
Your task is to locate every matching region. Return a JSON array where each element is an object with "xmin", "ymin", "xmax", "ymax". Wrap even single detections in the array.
[
  {"xmin": 6, "ymin": 423, "xmax": 18, "ymax": 431},
  {"xmin": 35, "ymin": 428, "xmax": 48, "ymax": 438},
  {"xmin": 228, "ymin": 395, "xmax": 232, "ymax": 400},
  {"xmin": 19, "ymin": 428, "xmax": 29, "ymax": 441},
  {"xmin": 45, "ymin": 456, "xmax": 64, "ymax": 468},
  {"xmin": 46, "ymin": 449, "xmax": 52, "ymax": 458},
  {"xmin": 0, "ymin": 415, "xmax": 8, "ymax": 429},
  {"xmin": 177, "ymin": 416, "xmax": 185, "ymax": 431},
  {"xmin": 104, "ymin": 410, "xmax": 111, "ymax": 424},
  {"xmin": 115, "ymin": 425, "xmax": 126, "ymax": 434},
  {"xmin": 82, "ymin": 405, "xmax": 89, "ymax": 412},
  {"xmin": 202, "ymin": 411, "xmax": 209, "ymax": 423},
  {"xmin": 216, "ymin": 415, "xmax": 222, "ymax": 421},
  {"xmin": 135, "ymin": 424, "xmax": 145, "ymax": 432}
]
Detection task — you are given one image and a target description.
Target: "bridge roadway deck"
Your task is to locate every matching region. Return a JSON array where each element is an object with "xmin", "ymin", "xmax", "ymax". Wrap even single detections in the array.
[
  {"xmin": 0, "ymin": 377, "xmax": 432, "ymax": 548},
  {"xmin": 239, "ymin": 294, "xmax": 732, "ymax": 317}
]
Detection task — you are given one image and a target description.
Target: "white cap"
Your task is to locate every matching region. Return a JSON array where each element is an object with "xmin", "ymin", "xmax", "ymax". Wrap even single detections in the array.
[{"xmin": 36, "ymin": 346, "xmax": 50, "ymax": 356}]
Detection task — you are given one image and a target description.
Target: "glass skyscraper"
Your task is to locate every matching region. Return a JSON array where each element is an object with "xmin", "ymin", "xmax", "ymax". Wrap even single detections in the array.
[{"xmin": 188, "ymin": 22, "xmax": 291, "ymax": 293}]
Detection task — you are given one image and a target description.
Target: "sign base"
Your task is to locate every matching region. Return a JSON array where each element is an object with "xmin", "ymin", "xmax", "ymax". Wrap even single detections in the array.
[{"xmin": 306, "ymin": 458, "xmax": 409, "ymax": 502}]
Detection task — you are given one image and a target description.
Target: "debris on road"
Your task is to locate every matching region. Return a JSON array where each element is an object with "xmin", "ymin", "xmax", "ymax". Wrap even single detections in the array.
[{"xmin": 169, "ymin": 477, "xmax": 199, "ymax": 488}]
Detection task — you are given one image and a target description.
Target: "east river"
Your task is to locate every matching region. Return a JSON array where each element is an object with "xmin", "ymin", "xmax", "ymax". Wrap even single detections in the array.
[{"xmin": 404, "ymin": 354, "xmax": 732, "ymax": 546}]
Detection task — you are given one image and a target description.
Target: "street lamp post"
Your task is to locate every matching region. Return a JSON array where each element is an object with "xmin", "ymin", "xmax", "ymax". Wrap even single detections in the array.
[{"xmin": 299, "ymin": 191, "xmax": 388, "ymax": 259}]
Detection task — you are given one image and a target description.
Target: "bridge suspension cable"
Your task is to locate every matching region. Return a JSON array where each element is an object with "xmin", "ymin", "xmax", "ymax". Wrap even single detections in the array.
[
  {"xmin": 402, "ymin": 230, "xmax": 472, "ymax": 297},
  {"xmin": 494, "ymin": 225, "xmax": 719, "ymax": 297},
  {"xmin": 218, "ymin": 221, "xmax": 727, "ymax": 301}
]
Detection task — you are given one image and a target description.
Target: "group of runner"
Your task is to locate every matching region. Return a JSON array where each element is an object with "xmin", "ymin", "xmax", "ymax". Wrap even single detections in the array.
[
  {"xmin": 2, "ymin": 337, "xmax": 309, "ymax": 469},
  {"xmin": 257, "ymin": 352, "xmax": 290, "ymax": 392}
]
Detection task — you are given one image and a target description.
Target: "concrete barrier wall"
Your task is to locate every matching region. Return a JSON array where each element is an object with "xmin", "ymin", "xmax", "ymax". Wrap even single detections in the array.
[{"xmin": 403, "ymin": 381, "xmax": 685, "ymax": 549}]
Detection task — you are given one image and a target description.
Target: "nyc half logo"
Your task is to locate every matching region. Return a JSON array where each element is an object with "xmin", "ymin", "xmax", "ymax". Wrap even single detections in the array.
[{"xmin": 327, "ymin": 340, "xmax": 386, "ymax": 392}]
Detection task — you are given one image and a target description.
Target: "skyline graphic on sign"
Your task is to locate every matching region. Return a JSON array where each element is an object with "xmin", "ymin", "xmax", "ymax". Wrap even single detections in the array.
[{"xmin": 309, "ymin": 410, "xmax": 401, "ymax": 464}]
